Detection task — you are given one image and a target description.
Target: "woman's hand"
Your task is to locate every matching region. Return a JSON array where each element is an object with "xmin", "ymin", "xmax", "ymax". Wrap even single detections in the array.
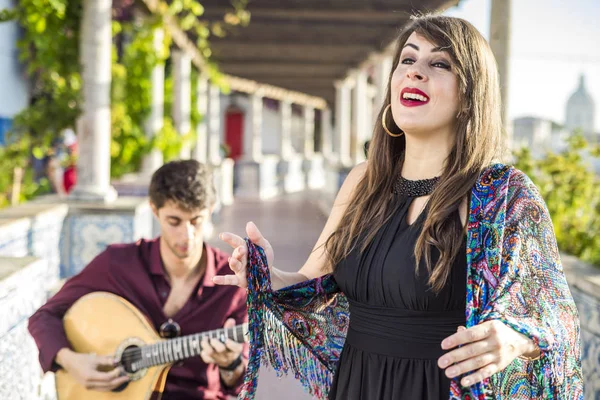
[
  {"xmin": 213, "ymin": 221, "xmax": 274, "ymax": 288},
  {"xmin": 438, "ymin": 320, "xmax": 540, "ymax": 387}
]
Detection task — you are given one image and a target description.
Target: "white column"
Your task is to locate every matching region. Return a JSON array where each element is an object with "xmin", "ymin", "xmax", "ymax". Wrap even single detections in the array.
[
  {"xmin": 193, "ymin": 74, "xmax": 208, "ymax": 163},
  {"xmin": 70, "ymin": 0, "xmax": 116, "ymax": 202},
  {"xmin": 303, "ymin": 106, "xmax": 315, "ymax": 158},
  {"xmin": 279, "ymin": 99, "xmax": 293, "ymax": 159},
  {"xmin": 352, "ymin": 68, "xmax": 369, "ymax": 164},
  {"xmin": 140, "ymin": 27, "xmax": 165, "ymax": 178},
  {"xmin": 489, "ymin": 0, "xmax": 512, "ymax": 146},
  {"xmin": 172, "ymin": 49, "xmax": 192, "ymax": 159},
  {"xmin": 334, "ymin": 79, "xmax": 352, "ymax": 167},
  {"xmin": 366, "ymin": 84, "xmax": 377, "ymax": 148},
  {"xmin": 373, "ymin": 53, "xmax": 393, "ymax": 111},
  {"xmin": 207, "ymin": 83, "xmax": 221, "ymax": 165},
  {"xmin": 321, "ymin": 108, "xmax": 333, "ymax": 159},
  {"xmin": 249, "ymin": 91, "xmax": 263, "ymax": 161}
]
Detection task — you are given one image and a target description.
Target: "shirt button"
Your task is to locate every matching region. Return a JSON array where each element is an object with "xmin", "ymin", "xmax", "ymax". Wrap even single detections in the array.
[{"xmin": 161, "ymin": 291, "xmax": 168, "ymax": 298}]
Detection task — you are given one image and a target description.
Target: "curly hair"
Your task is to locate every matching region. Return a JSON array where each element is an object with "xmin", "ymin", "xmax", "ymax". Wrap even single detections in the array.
[{"xmin": 149, "ymin": 160, "xmax": 216, "ymax": 211}]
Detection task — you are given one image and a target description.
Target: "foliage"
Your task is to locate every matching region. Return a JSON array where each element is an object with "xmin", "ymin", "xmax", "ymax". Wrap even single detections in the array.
[
  {"xmin": 0, "ymin": 0, "xmax": 248, "ymax": 206},
  {"xmin": 513, "ymin": 132, "xmax": 600, "ymax": 267}
]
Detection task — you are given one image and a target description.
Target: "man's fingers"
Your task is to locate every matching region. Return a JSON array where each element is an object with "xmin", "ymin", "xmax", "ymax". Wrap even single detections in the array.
[
  {"xmin": 219, "ymin": 232, "xmax": 245, "ymax": 249},
  {"xmin": 224, "ymin": 318, "xmax": 236, "ymax": 329},
  {"xmin": 224, "ymin": 338, "xmax": 244, "ymax": 353},
  {"xmin": 95, "ymin": 355, "xmax": 117, "ymax": 367},
  {"xmin": 209, "ymin": 338, "xmax": 227, "ymax": 354},
  {"xmin": 88, "ymin": 367, "xmax": 123, "ymax": 383},
  {"xmin": 89, "ymin": 374, "xmax": 130, "ymax": 391}
]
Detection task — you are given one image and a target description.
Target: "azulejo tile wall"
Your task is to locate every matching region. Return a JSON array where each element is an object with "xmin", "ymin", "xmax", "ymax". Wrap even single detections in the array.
[
  {"xmin": 0, "ymin": 257, "xmax": 52, "ymax": 400},
  {"xmin": 59, "ymin": 197, "xmax": 153, "ymax": 278},
  {"xmin": 572, "ymin": 288, "xmax": 600, "ymax": 399}
]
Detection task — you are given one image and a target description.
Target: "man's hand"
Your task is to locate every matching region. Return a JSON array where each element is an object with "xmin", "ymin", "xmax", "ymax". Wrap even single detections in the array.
[
  {"xmin": 56, "ymin": 348, "xmax": 129, "ymax": 391},
  {"xmin": 199, "ymin": 318, "xmax": 244, "ymax": 368}
]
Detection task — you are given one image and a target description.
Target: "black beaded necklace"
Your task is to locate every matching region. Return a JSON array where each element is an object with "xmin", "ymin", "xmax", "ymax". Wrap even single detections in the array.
[{"xmin": 392, "ymin": 175, "xmax": 440, "ymax": 197}]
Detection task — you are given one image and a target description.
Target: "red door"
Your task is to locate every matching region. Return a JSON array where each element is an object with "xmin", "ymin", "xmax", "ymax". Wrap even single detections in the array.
[{"xmin": 224, "ymin": 105, "xmax": 244, "ymax": 160}]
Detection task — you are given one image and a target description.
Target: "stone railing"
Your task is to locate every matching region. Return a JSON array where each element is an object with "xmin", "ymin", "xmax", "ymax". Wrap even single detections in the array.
[
  {"xmin": 0, "ymin": 195, "xmax": 153, "ymax": 399},
  {"xmin": 0, "ymin": 256, "xmax": 57, "ymax": 399},
  {"xmin": 562, "ymin": 254, "xmax": 600, "ymax": 398}
]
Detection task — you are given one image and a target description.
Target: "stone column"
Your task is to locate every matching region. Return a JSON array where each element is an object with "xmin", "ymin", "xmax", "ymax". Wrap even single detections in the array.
[
  {"xmin": 140, "ymin": 27, "xmax": 165, "ymax": 178},
  {"xmin": 280, "ymin": 99, "xmax": 305, "ymax": 193},
  {"xmin": 249, "ymin": 90, "xmax": 263, "ymax": 161},
  {"xmin": 321, "ymin": 108, "xmax": 333, "ymax": 160},
  {"xmin": 373, "ymin": 53, "xmax": 393, "ymax": 111},
  {"xmin": 489, "ymin": 0, "xmax": 512, "ymax": 147},
  {"xmin": 207, "ymin": 83, "xmax": 221, "ymax": 165},
  {"xmin": 334, "ymin": 79, "xmax": 352, "ymax": 167},
  {"xmin": 303, "ymin": 106, "xmax": 315, "ymax": 158},
  {"xmin": 172, "ymin": 49, "xmax": 192, "ymax": 159},
  {"xmin": 70, "ymin": 0, "xmax": 116, "ymax": 202},
  {"xmin": 192, "ymin": 74, "xmax": 208, "ymax": 163},
  {"xmin": 352, "ymin": 68, "xmax": 369, "ymax": 164},
  {"xmin": 279, "ymin": 99, "xmax": 293, "ymax": 160}
]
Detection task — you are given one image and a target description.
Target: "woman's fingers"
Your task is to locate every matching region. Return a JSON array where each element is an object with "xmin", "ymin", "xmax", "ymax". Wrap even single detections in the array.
[
  {"xmin": 219, "ymin": 232, "xmax": 245, "ymax": 249},
  {"xmin": 246, "ymin": 222, "xmax": 274, "ymax": 266},
  {"xmin": 212, "ymin": 274, "xmax": 240, "ymax": 286},
  {"xmin": 246, "ymin": 222, "xmax": 269, "ymax": 249}
]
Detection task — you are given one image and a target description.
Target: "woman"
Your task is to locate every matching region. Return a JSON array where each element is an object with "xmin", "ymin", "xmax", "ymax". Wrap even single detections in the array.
[{"xmin": 215, "ymin": 15, "xmax": 583, "ymax": 399}]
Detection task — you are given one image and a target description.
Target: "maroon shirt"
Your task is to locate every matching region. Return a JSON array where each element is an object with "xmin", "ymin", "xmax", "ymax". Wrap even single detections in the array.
[{"xmin": 28, "ymin": 238, "xmax": 248, "ymax": 400}]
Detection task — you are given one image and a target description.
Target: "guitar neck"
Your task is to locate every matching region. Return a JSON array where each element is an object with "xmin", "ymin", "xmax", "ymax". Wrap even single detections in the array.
[{"xmin": 133, "ymin": 323, "xmax": 248, "ymax": 370}]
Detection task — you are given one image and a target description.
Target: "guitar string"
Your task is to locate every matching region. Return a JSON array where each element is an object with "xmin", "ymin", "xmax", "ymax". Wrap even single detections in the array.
[{"xmin": 116, "ymin": 326, "xmax": 247, "ymax": 365}]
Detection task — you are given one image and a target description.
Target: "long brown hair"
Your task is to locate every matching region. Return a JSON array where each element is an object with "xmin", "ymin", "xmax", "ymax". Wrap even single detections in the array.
[{"xmin": 325, "ymin": 15, "xmax": 503, "ymax": 292}]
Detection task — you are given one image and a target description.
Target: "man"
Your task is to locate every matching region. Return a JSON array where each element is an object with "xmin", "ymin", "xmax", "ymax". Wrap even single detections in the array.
[{"xmin": 28, "ymin": 160, "xmax": 247, "ymax": 400}]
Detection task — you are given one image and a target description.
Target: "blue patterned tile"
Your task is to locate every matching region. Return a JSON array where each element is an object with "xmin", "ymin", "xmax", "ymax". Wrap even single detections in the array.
[
  {"xmin": 0, "ymin": 257, "xmax": 48, "ymax": 337},
  {"xmin": 0, "ymin": 218, "xmax": 30, "ymax": 257},
  {"xmin": 0, "ymin": 322, "xmax": 45, "ymax": 399},
  {"xmin": 61, "ymin": 214, "xmax": 134, "ymax": 277}
]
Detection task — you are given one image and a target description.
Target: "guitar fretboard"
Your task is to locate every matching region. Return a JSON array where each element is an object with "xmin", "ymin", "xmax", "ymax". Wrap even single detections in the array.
[{"xmin": 125, "ymin": 323, "xmax": 248, "ymax": 372}]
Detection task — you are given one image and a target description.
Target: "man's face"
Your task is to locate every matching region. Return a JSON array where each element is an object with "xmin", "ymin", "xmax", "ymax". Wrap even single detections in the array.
[{"xmin": 152, "ymin": 200, "xmax": 211, "ymax": 260}]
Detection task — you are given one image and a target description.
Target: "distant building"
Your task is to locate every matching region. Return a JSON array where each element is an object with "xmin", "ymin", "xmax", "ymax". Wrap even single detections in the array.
[
  {"xmin": 512, "ymin": 116, "xmax": 566, "ymax": 157},
  {"xmin": 565, "ymin": 74, "xmax": 595, "ymax": 137}
]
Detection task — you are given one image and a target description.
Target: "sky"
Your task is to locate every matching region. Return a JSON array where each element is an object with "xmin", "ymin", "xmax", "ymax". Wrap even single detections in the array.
[{"xmin": 444, "ymin": 0, "xmax": 600, "ymax": 131}]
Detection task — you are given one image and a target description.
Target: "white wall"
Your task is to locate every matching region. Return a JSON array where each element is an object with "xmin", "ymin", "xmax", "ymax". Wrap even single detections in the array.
[
  {"xmin": 0, "ymin": 0, "xmax": 29, "ymax": 118},
  {"xmin": 219, "ymin": 94, "xmax": 282, "ymax": 158}
]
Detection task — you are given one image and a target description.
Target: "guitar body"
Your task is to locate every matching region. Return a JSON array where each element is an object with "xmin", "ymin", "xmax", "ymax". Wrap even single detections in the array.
[{"xmin": 56, "ymin": 292, "xmax": 169, "ymax": 400}]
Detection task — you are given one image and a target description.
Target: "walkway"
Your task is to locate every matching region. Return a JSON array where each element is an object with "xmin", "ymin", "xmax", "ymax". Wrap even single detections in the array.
[{"xmin": 207, "ymin": 192, "xmax": 329, "ymax": 400}]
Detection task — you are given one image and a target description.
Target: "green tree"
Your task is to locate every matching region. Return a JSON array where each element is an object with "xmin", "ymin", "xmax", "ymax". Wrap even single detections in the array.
[{"xmin": 513, "ymin": 132, "xmax": 600, "ymax": 267}]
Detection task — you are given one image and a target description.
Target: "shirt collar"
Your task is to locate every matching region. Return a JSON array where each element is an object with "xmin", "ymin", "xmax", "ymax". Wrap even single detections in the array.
[{"xmin": 150, "ymin": 238, "xmax": 217, "ymax": 290}]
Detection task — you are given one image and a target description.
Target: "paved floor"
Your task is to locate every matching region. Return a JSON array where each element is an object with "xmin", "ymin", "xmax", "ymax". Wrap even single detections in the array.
[{"xmin": 207, "ymin": 192, "xmax": 328, "ymax": 400}]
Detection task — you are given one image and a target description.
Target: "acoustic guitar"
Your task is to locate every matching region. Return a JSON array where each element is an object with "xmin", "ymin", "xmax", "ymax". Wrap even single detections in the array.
[{"xmin": 55, "ymin": 291, "xmax": 248, "ymax": 400}]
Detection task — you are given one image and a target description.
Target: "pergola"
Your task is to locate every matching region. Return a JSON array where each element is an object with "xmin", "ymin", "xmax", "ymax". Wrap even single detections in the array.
[{"xmin": 203, "ymin": 0, "xmax": 459, "ymax": 107}]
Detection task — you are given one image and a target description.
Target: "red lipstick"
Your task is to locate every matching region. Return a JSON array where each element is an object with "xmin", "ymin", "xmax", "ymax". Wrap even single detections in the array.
[{"xmin": 400, "ymin": 87, "xmax": 430, "ymax": 107}]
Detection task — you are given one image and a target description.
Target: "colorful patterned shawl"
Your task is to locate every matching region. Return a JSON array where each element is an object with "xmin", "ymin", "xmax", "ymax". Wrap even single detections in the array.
[{"xmin": 239, "ymin": 164, "xmax": 583, "ymax": 399}]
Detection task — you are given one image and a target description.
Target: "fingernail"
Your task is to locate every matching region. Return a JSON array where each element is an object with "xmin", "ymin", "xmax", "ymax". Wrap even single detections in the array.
[
  {"xmin": 439, "ymin": 358, "xmax": 448, "ymax": 367},
  {"xmin": 447, "ymin": 367, "xmax": 456, "ymax": 377},
  {"xmin": 463, "ymin": 378, "xmax": 471, "ymax": 386}
]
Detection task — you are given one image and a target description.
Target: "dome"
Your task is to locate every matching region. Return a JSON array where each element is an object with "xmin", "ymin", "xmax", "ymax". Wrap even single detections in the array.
[
  {"xmin": 565, "ymin": 74, "xmax": 595, "ymax": 134},
  {"xmin": 567, "ymin": 75, "xmax": 595, "ymax": 108}
]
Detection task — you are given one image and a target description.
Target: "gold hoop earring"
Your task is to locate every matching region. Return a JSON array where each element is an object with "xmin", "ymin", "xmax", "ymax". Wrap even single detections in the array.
[{"xmin": 382, "ymin": 104, "xmax": 403, "ymax": 137}]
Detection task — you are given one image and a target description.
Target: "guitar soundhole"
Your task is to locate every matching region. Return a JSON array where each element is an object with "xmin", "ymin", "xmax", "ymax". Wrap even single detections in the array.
[{"xmin": 119, "ymin": 344, "xmax": 143, "ymax": 374}]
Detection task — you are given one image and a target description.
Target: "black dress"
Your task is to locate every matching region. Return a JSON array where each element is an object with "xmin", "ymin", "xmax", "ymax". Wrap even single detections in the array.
[{"xmin": 330, "ymin": 196, "xmax": 467, "ymax": 400}]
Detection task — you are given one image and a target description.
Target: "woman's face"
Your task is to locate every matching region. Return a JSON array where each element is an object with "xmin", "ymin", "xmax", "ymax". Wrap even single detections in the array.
[{"xmin": 390, "ymin": 32, "xmax": 460, "ymax": 137}]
